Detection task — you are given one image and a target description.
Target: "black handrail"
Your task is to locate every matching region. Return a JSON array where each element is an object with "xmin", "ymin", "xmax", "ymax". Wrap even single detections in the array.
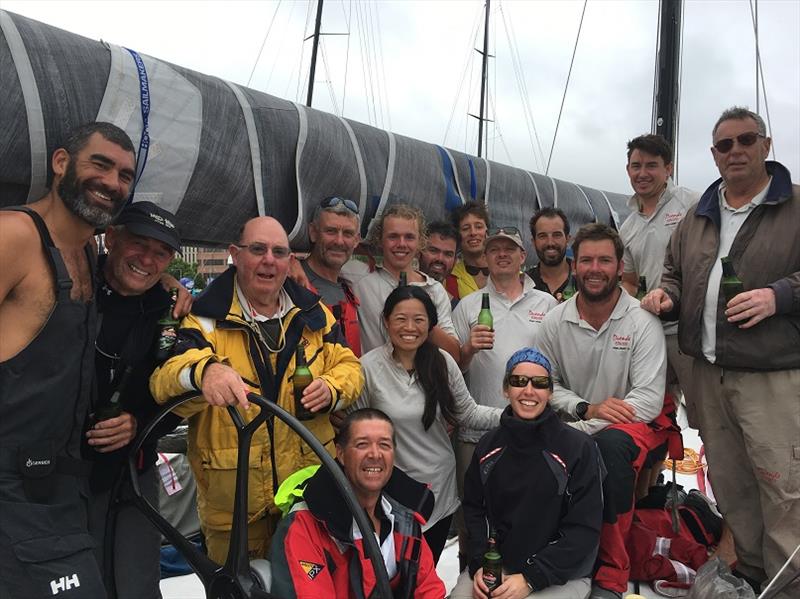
[{"xmin": 123, "ymin": 392, "xmax": 393, "ymax": 599}]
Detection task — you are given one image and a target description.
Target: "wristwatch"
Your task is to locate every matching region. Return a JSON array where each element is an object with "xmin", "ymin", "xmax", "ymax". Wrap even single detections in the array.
[{"xmin": 575, "ymin": 401, "xmax": 590, "ymax": 420}]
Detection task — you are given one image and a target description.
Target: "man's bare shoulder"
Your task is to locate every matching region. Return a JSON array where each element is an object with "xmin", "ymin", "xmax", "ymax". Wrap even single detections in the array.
[{"xmin": 0, "ymin": 210, "xmax": 43, "ymax": 289}]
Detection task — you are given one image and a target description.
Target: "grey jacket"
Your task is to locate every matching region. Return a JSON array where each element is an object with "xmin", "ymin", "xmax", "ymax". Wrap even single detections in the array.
[{"xmin": 660, "ymin": 161, "xmax": 800, "ymax": 370}]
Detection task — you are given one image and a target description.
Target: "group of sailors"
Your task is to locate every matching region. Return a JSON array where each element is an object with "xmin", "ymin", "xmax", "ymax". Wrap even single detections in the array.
[{"xmin": 0, "ymin": 104, "xmax": 797, "ymax": 599}]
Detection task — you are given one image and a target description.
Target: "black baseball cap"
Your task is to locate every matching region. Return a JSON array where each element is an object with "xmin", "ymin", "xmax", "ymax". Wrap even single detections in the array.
[{"xmin": 114, "ymin": 201, "xmax": 181, "ymax": 252}]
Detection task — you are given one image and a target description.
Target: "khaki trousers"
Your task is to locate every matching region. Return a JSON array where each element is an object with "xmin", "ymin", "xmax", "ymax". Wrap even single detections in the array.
[
  {"xmin": 694, "ymin": 360, "xmax": 800, "ymax": 596},
  {"xmin": 204, "ymin": 511, "xmax": 280, "ymax": 565},
  {"xmin": 665, "ymin": 334, "xmax": 697, "ymax": 428}
]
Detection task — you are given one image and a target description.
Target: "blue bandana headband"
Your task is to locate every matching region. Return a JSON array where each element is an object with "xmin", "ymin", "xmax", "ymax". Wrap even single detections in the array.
[{"xmin": 505, "ymin": 347, "xmax": 552, "ymax": 376}]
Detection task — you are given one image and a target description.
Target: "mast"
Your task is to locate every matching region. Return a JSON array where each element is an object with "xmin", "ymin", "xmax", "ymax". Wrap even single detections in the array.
[
  {"xmin": 651, "ymin": 0, "xmax": 682, "ymax": 150},
  {"xmin": 476, "ymin": 0, "xmax": 491, "ymax": 157},
  {"xmin": 306, "ymin": 0, "xmax": 324, "ymax": 107}
]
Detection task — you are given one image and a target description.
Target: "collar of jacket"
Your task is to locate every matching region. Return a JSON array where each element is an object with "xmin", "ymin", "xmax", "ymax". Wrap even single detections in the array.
[
  {"xmin": 499, "ymin": 405, "xmax": 560, "ymax": 449},
  {"xmin": 191, "ymin": 266, "xmax": 327, "ymax": 331},
  {"xmin": 303, "ymin": 461, "xmax": 435, "ymax": 543},
  {"xmin": 695, "ymin": 160, "xmax": 794, "ymax": 228}
]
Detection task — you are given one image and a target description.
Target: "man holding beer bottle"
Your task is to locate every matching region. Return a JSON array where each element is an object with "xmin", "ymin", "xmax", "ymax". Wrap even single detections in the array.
[
  {"xmin": 642, "ymin": 107, "xmax": 800, "ymax": 597},
  {"xmin": 85, "ymin": 201, "xmax": 183, "ymax": 599},
  {"xmin": 150, "ymin": 216, "xmax": 363, "ymax": 563}
]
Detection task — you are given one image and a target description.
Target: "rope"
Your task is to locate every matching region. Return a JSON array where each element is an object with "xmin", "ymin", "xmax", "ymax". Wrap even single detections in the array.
[
  {"xmin": 246, "ymin": 0, "xmax": 283, "ymax": 87},
  {"xmin": 666, "ymin": 446, "xmax": 705, "ymax": 475},
  {"xmin": 546, "ymin": 0, "xmax": 587, "ymax": 175}
]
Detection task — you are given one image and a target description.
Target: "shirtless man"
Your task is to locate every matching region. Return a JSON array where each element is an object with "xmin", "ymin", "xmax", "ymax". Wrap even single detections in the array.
[{"xmin": 0, "ymin": 122, "xmax": 136, "ymax": 599}]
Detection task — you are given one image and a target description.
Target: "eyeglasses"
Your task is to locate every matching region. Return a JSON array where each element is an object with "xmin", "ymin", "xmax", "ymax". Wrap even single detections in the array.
[
  {"xmin": 321, "ymin": 196, "xmax": 359, "ymax": 215},
  {"xmin": 234, "ymin": 243, "xmax": 291, "ymax": 259},
  {"xmin": 507, "ymin": 374, "xmax": 551, "ymax": 389},
  {"xmin": 713, "ymin": 132, "xmax": 764, "ymax": 154},
  {"xmin": 488, "ymin": 226, "xmax": 521, "ymax": 237}
]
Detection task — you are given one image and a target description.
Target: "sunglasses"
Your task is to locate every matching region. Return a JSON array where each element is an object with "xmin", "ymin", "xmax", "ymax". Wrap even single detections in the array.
[
  {"xmin": 507, "ymin": 374, "xmax": 551, "ymax": 389},
  {"xmin": 713, "ymin": 132, "xmax": 764, "ymax": 154},
  {"xmin": 234, "ymin": 243, "xmax": 291, "ymax": 259},
  {"xmin": 321, "ymin": 196, "xmax": 359, "ymax": 215},
  {"xmin": 488, "ymin": 226, "xmax": 521, "ymax": 237}
]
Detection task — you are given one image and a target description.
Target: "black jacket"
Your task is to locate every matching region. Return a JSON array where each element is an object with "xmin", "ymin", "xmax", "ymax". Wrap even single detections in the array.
[
  {"xmin": 463, "ymin": 405, "xmax": 604, "ymax": 592},
  {"xmin": 84, "ymin": 255, "xmax": 181, "ymax": 492}
]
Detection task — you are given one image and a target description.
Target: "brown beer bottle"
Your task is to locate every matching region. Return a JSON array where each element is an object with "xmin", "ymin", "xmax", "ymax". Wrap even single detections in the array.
[
  {"xmin": 482, "ymin": 531, "xmax": 503, "ymax": 594},
  {"xmin": 293, "ymin": 344, "xmax": 314, "ymax": 421}
]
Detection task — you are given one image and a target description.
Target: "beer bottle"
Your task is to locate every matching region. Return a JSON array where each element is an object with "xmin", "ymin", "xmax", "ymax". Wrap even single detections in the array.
[
  {"xmin": 636, "ymin": 275, "xmax": 648, "ymax": 300},
  {"xmin": 399, "ymin": 271, "xmax": 408, "ymax": 287},
  {"xmin": 482, "ymin": 532, "xmax": 503, "ymax": 594},
  {"xmin": 561, "ymin": 274, "xmax": 576, "ymax": 301},
  {"xmin": 94, "ymin": 365, "xmax": 133, "ymax": 422},
  {"xmin": 293, "ymin": 344, "xmax": 314, "ymax": 421},
  {"xmin": 154, "ymin": 288, "xmax": 179, "ymax": 362},
  {"xmin": 720, "ymin": 257, "xmax": 744, "ymax": 304},
  {"xmin": 477, "ymin": 293, "xmax": 493, "ymax": 330}
]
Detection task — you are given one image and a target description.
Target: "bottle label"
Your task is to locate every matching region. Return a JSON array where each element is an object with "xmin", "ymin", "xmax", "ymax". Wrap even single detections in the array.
[
  {"xmin": 158, "ymin": 325, "xmax": 177, "ymax": 350},
  {"xmin": 482, "ymin": 572, "xmax": 498, "ymax": 589}
]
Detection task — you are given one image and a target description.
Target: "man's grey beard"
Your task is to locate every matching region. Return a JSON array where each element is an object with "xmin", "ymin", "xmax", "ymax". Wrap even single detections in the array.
[{"xmin": 58, "ymin": 162, "xmax": 126, "ymax": 228}]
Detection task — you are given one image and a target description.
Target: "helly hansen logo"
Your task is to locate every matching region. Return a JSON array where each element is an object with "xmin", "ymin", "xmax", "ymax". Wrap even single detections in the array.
[
  {"xmin": 612, "ymin": 334, "xmax": 631, "ymax": 351},
  {"xmin": 50, "ymin": 574, "xmax": 80, "ymax": 595},
  {"xmin": 528, "ymin": 310, "xmax": 546, "ymax": 323}
]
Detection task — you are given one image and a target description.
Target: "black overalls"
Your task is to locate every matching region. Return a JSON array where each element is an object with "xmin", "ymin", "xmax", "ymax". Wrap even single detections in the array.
[{"xmin": 0, "ymin": 208, "xmax": 106, "ymax": 598}]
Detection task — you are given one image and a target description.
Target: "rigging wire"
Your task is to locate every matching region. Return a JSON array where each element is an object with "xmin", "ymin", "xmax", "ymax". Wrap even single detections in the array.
[
  {"xmin": 748, "ymin": 0, "xmax": 776, "ymax": 160},
  {"xmin": 366, "ymin": 1, "xmax": 385, "ymax": 128},
  {"xmin": 320, "ymin": 39, "xmax": 340, "ymax": 115},
  {"xmin": 491, "ymin": 3, "xmax": 497, "ymax": 160},
  {"xmin": 487, "ymin": 88, "xmax": 515, "ymax": 167},
  {"xmin": 268, "ymin": 0, "xmax": 297, "ymax": 90},
  {"xmin": 443, "ymin": 4, "xmax": 483, "ymax": 146},
  {"xmin": 546, "ymin": 0, "xmax": 587, "ymax": 176},
  {"xmin": 355, "ymin": 0, "xmax": 377, "ymax": 126},
  {"xmin": 246, "ymin": 0, "xmax": 283, "ymax": 87},
  {"xmin": 292, "ymin": 0, "xmax": 316, "ymax": 102},
  {"xmin": 374, "ymin": 2, "xmax": 392, "ymax": 130},
  {"xmin": 341, "ymin": 0, "xmax": 353, "ymax": 115},
  {"xmin": 499, "ymin": 0, "xmax": 546, "ymax": 171}
]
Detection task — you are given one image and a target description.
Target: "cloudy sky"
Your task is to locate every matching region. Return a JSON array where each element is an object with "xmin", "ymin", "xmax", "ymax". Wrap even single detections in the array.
[{"xmin": 4, "ymin": 0, "xmax": 798, "ymax": 196}]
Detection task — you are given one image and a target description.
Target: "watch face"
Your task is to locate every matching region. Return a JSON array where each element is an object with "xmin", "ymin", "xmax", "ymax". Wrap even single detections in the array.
[{"xmin": 576, "ymin": 402, "xmax": 588, "ymax": 419}]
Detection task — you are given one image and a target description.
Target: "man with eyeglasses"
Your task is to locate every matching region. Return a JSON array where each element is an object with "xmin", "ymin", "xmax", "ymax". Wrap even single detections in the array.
[
  {"xmin": 539, "ymin": 224, "xmax": 672, "ymax": 599},
  {"xmin": 642, "ymin": 106, "xmax": 800, "ymax": 597},
  {"xmin": 150, "ymin": 216, "xmax": 363, "ymax": 564},
  {"xmin": 302, "ymin": 196, "xmax": 363, "ymax": 356},
  {"xmin": 451, "ymin": 226, "xmax": 556, "ymax": 570}
]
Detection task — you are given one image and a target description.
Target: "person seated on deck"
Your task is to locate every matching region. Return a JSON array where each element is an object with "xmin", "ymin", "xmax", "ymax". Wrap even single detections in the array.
[
  {"xmin": 269, "ymin": 408, "xmax": 446, "ymax": 599},
  {"xmin": 450, "ymin": 347, "xmax": 604, "ymax": 599}
]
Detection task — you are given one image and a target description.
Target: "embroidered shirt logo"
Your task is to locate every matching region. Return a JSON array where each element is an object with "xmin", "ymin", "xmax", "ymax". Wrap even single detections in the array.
[
  {"xmin": 299, "ymin": 560, "xmax": 324, "ymax": 580},
  {"xmin": 663, "ymin": 211, "xmax": 683, "ymax": 227},
  {"xmin": 612, "ymin": 334, "xmax": 632, "ymax": 351},
  {"xmin": 26, "ymin": 458, "xmax": 51, "ymax": 468},
  {"xmin": 528, "ymin": 310, "xmax": 546, "ymax": 323}
]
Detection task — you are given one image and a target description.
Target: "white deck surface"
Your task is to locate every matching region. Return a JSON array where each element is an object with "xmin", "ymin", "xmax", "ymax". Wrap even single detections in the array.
[{"xmin": 161, "ymin": 408, "xmax": 706, "ymax": 598}]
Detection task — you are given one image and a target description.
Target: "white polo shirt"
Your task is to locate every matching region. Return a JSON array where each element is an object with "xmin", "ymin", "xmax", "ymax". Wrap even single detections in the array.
[
  {"xmin": 354, "ymin": 268, "xmax": 457, "ymax": 354},
  {"xmin": 539, "ymin": 291, "xmax": 667, "ymax": 436},
  {"xmin": 620, "ymin": 180, "xmax": 698, "ymax": 336},
  {"xmin": 452, "ymin": 276, "xmax": 557, "ymax": 442},
  {"xmin": 701, "ymin": 178, "xmax": 771, "ymax": 363}
]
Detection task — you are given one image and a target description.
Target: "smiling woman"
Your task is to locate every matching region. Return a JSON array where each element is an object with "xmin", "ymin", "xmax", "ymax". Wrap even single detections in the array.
[{"xmin": 346, "ymin": 285, "xmax": 502, "ymax": 564}]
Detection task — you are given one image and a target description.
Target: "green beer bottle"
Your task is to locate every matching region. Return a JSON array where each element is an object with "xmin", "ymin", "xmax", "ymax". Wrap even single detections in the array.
[
  {"xmin": 94, "ymin": 365, "xmax": 133, "ymax": 422},
  {"xmin": 293, "ymin": 344, "xmax": 314, "ymax": 421},
  {"xmin": 561, "ymin": 274, "xmax": 576, "ymax": 301},
  {"xmin": 720, "ymin": 257, "xmax": 744, "ymax": 304},
  {"xmin": 399, "ymin": 271, "xmax": 408, "ymax": 287},
  {"xmin": 153, "ymin": 288, "xmax": 179, "ymax": 362},
  {"xmin": 477, "ymin": 293, "xmax": 493, "ymax": 330},
  {"xmin": 636, "ymin": 275, "xmax": 648, "ymax": 300},
  {"xmin": 482, "ymin": 532, "xmax": 503, "ymax": 594}
]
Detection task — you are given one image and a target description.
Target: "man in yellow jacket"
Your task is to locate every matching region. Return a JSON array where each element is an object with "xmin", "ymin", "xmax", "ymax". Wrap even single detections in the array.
[{"xmin": 150, "ymin": 216, "xmax": 363, "ymax": 563}]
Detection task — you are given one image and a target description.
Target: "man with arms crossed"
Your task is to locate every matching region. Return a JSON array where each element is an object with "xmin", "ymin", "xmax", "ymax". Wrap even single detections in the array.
[
  {"xmin": 642, "ymin": 107, "xmax": 799, "ymax": 597},
  {"xmin": 0, "ymin": 122, "xmax": 135, "ymax": 598}
]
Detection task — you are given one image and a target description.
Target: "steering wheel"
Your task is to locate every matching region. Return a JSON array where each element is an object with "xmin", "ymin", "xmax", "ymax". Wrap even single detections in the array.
[{"xmin": 112, "ymin": 392, "xmax": 393, "ymax": 599}]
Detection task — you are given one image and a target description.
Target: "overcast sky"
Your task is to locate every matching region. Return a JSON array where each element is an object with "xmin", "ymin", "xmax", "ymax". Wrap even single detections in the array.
[{"xmin": 4, "ymin": 0, "xmax": 799, "ymax": 196}]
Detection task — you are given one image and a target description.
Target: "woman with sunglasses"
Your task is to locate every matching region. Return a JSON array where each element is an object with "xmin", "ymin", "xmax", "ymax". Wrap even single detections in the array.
[
  {"xmin": 349, "ymin": 285, "xmax": 502, "ymax": 564},
  {"xmin": 451, "ymin": 348, "xmax": 604, "ymax": 599}
]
